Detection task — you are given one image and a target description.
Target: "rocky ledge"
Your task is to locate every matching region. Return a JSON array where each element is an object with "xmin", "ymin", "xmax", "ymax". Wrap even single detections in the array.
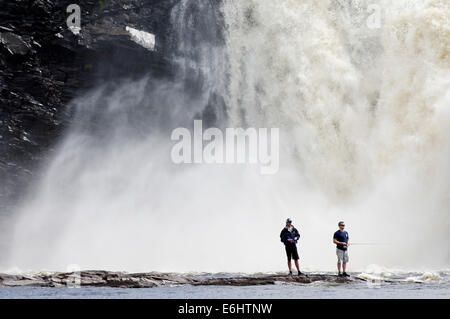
[{"xmin": 0, "ymin": 271, "xmax": 361, "ymax": 288}]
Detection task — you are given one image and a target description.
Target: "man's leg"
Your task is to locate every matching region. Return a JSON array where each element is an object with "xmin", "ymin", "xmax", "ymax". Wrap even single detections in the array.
[
  {"xmin": 336, "ymin": 248, "xmax": 342, "ymax": 274},
  {"xmin": 294, "ymin": 259, "xmax": 300, "ymax": 272},
  {"xmin": 342, "ymin": 251, "xmax": 349, "ymax": 276},
  {"xmin": 292, "ymin": 246, "xmax": 302, "ymax": 275},
  {"xmin": 342, "ymin": 250, "xmax": 348, "ymax": 277},
  {"xmin": 285, "ymin": 246, "xmax": 292, "ymax": 273}
]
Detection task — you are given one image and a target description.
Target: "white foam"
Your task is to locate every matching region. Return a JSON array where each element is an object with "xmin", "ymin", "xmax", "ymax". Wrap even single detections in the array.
[{"xmin": 125, "ymin": 26, "xmax": 155, "ymax": 51}]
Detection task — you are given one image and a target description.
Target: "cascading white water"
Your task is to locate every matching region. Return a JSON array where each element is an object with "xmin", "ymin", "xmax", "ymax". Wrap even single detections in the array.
[
  {"xmin": 225, "ymin": 0, "xmax": 449, "ymax": 196},
  {"xmin": 4, "ymin": 0, "xmax": 449, "ymax": 273},
  {"xmin": 223, "ymin": 0, "xmax": 450, "ymax": 269}
]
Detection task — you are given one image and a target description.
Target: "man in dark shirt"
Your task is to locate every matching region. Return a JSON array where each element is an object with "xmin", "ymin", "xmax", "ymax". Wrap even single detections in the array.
[
  {"xmin": 280, "ymin": 218, "xmax": 304, "ymax": 276},
  {"xmin": 333, "ymin": 221, "xmax": 350, "ymax": 277}
]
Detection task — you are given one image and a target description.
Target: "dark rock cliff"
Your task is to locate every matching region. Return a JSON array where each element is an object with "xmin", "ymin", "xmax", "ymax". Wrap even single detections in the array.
[{"xmin": 0, "ymin": 0, "xmax": 180, "ymax": 210}]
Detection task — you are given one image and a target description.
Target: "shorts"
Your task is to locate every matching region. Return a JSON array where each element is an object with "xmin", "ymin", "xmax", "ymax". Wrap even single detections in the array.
[
  {"xmin": 285, "ymin": 244, "xmax": 299, "ymax": 261},
  {"xmin": 336, "ymin": 248, "xmax": 349, "ymax": 263}
]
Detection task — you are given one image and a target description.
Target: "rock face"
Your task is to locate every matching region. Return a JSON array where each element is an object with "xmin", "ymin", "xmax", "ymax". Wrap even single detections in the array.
[
  {"xmin": 0, "ymin": 0, "xmax": 178, "ymax": 212},
  {"xmin": 0, "ymin": 271, "xmax": 358, "ymax": 288}
]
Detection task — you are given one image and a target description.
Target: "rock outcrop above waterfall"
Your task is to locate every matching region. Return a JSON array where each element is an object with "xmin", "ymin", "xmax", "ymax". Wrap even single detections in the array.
[
  {"xmin": 0, "ymin": 0, "xmax": 179, "ymax": 208},
  {"xmin": 0, "ymin": 271, "xmax": 359, "ymax": 288}
]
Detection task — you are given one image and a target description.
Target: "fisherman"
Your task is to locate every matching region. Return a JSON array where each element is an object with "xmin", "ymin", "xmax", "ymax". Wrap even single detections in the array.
[
  {"xmin": 333, "ymin": 221, "xmax": 350, "ymax": 277},
  {"xmin": 280, "ymin": 218, "xmax": 303, "ymax": 276}
]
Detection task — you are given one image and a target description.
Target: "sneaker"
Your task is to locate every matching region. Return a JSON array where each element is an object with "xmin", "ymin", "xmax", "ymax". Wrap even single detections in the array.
[
  {"xmin": 343, "ymin": 272, "xmax": 350, "ymax": 277},
  {"xmin": 338, "ymin": 273, "xmax": 343, "ymax": 277},
  {"xmin": 298, "ymin": 271, "xmax": 303, "ymax": 276},
  {"xmin": 289, "ymin": 271, "xmax": 293, "ymax": 276}
]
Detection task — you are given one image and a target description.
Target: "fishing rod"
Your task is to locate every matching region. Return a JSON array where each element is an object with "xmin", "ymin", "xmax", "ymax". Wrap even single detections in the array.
[{"xmin": 349, "ymin": 243, "xmax": 390, "ymax": 246}]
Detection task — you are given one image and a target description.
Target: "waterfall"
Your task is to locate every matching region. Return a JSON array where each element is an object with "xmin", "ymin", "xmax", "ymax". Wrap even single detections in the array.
[
  {"xmin": 4, "ymin": 0, "xmax": 449, "ymax": 272},
  {"xmin": 222, "ymin": 0, "xmax": 450, "ymax": 269}
]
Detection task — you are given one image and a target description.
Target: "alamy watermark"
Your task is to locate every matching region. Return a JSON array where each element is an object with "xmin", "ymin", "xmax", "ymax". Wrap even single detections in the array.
[
  {"xmin": 66, "ymin": 264, "xmax": 81, "ymax": 288},
  {"xmin": 171, "ymin": 120, "xmax": 279, "ymax": 175},
  {"xmin": 66, "ymin": 4, "xmax": 81, "ymax": 34},
  {"xmin": 367, "ymin": 4, "xmax": 382, "ymax": 29},
  {"xmin": 366, "ymin": 276, "xmax": 383, "ymax": 288}
]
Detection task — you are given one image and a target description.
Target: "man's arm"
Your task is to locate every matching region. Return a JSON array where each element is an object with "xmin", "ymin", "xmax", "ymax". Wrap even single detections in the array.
[
  {"xmin": 333, "ymin": 238, "xmax": 348, "ymax": 246},
  {"xmin": 333, "ymin": 232, "xmax": 338, "ymax": 244},
  {"xmin": 333, "ymin": 233, "xmax": 346, "ymax": 246},
  {"xmin": 280, "ymin": 229, "xmax": 287, "ymax": 243},
  {"xmin": 294, "ymin": 228, "xmax": 300, "ymax": 241}
]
